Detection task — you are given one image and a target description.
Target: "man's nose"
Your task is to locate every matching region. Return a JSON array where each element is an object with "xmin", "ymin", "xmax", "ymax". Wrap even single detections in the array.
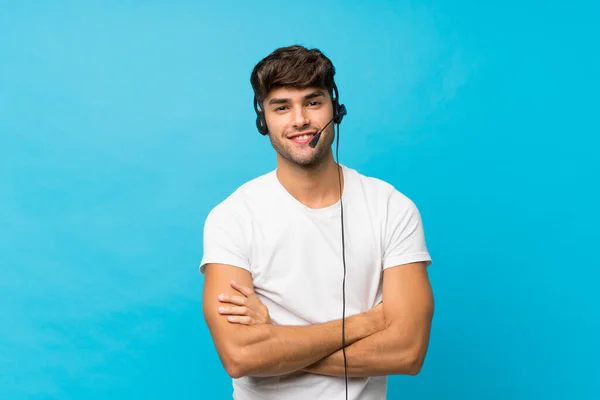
[{"xmin": 292, "ymin": 106, "xmax": 309, "ymax": 128}]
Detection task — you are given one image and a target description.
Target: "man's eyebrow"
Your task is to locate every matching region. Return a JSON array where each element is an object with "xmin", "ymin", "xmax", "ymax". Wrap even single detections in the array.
[
  {"xmin": 304, "ymin": 90, "xmax": 325, "ymax": 100},
  {"xmin": 267, "ymin": 90, "xmax": 326, "ymax": 105},
  {"xmin": 268, "ymin": 97, "xmax": 289, "ymax": 105}
]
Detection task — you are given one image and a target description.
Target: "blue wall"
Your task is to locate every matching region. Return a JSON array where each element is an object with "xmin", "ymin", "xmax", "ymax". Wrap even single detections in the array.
[{"xmin": 1, "ymin": 1, "xmax": 598, "ymax": 399}]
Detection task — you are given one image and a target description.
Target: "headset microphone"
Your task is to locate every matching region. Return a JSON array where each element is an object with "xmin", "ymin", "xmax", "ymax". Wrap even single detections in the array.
[
  {"xmin": 308, "ymin": 103, "xmax": 347, "ymax": 148},
  {"xmin": 308, "ymin": 117, "xmax": 334, "ymax": 148}
]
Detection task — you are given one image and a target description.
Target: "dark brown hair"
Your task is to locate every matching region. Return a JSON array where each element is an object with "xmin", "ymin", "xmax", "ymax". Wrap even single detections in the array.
[{"xmin": 250, "ymin": 45, "xmax": 337, "ymax": 107}]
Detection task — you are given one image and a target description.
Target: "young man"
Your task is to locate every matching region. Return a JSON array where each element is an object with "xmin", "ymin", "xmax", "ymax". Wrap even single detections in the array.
[{"xmin": 200, "ymin": 45, "xmax": 434, "ymax": 400}]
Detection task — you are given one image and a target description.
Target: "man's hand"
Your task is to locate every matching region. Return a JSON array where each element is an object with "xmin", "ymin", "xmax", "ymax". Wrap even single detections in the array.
[{"xmin": 218, "ymin": 280, "xmax": 272, "ymax": 325}]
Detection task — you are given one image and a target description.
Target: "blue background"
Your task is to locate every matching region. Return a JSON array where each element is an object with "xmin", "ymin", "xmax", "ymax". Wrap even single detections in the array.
[{"xmin": 1, "ymin": 1, "xmax": 599, "ymax": 399}]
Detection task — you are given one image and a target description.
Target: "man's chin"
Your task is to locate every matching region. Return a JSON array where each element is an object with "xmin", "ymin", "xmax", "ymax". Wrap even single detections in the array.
[{"xmin": 280, "ymin": 153, "xmax": 320, "ymax": 167}]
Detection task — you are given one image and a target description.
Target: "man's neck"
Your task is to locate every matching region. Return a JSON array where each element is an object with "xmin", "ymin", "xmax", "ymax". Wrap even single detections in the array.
[{"xmin": 276, "ymin": 154, "xmax": 344, "ymax": 209}]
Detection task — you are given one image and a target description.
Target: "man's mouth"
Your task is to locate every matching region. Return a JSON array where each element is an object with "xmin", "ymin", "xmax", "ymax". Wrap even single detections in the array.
[{"xmin": 288, "ymin": 132, "xmax": 316, "ymax": 144}]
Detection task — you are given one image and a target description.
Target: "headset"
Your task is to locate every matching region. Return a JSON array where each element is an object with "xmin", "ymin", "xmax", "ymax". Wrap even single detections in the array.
[{"xmin": 254, "ymin": 85, "xmax": 350, "ymax": 399}]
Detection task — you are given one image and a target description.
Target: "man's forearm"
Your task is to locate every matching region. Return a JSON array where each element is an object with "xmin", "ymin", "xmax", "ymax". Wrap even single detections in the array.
[
  {"xmin": 229, "ymin": 311, "xmax": 380, "ymax": 378},
  {"xmin": 302, "ymin": 326, "xmax": 421, "ymax": 377}
]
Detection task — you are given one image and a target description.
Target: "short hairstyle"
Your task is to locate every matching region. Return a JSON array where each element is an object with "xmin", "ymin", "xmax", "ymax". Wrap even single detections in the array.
[{"xmin": 250, "ymin": 45, "xmax": 337, "ymax": 107}]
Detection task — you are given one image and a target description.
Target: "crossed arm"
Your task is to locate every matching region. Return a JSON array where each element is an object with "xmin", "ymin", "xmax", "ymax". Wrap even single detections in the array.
[
  {"xmin": 202, "ymin": 261, "xmax": 434, "ymax": 379},
  {"xmin": 302, "ymin": 262, "xmax": 434, "ymax": 377}
]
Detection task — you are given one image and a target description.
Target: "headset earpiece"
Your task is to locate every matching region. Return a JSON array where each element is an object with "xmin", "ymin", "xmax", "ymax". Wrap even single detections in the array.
[
  {"xmin": 333, "ymin": 99, "xmax": 347, "ymax": 125},
  {"xmin": 254, "ymin": 97, "xmax": 269, "ymax": 136},
  {"xmin": 256, "ymin": 111, "xmax": 268, "ymax": 135},
  {"xmin": 332, "ymin": 84, "xmax": 347, "ymax": 125}
]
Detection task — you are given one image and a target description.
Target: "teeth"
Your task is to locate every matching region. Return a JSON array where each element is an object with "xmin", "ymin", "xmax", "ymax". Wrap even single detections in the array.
[{"xmin": 293, "ymin": 134, "xmax": 312, "ymax": 140}]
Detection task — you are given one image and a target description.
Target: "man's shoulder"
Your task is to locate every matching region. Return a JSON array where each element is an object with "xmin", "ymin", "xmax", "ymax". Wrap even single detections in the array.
[
  {"xmin": 207, "ymin": 169, "xmax": 277, "ymax": 219},
  {"xmin": 346, "ymin": 165, "xmax": 417, "ymax": 210},
  {"xmin": 347, "ymin": 165, "xmax": 400, "ymax": 198}
]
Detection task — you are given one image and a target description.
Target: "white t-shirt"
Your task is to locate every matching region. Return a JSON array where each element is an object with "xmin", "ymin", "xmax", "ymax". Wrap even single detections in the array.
[{"xmin": 200, "ymin": 164, "xmax": 432, "ymax": 400}]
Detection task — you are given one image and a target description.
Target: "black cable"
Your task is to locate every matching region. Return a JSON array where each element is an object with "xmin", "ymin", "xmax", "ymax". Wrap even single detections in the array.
[{"xmin": 334, "ymin": 122, "xmax": 348, "ymax": 400}]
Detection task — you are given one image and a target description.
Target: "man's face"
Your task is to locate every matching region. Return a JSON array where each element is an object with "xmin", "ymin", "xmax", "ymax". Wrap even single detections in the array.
[{"xmin": 262, "ymin": 86, "xmax": 335, "ymax": 167}]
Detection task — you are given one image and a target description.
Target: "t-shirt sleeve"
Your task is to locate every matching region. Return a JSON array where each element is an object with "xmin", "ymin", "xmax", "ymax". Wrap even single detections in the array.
[
  {"xmin": 199, "ymin": 202, "xmax": 251, "ymax": 275},
  {"xmin": 382, "ymin": 189, "xmax": 432, "ymax": 270}
]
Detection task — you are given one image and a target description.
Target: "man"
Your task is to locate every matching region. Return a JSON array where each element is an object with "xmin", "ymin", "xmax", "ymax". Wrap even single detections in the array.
[{"xmin": 200, "ymin": 45, "xmax": 434, "ymax": 400}]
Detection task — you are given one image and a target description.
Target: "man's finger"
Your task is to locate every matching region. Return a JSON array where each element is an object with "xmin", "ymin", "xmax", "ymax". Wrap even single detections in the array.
[
  {"xmin": 218, "ymin": 294, "xmax": 247, "ymax": 306},
  {"xmin": 227, "ymin": 315, "xmax": 253, "ymax": 324},
  {"xmin": 230, "ymin": 280, "xmax": 254, "ymax": 297},
  {"xmin": 218, "ymin": 306, "xmax": 248, "ymax": 315}
]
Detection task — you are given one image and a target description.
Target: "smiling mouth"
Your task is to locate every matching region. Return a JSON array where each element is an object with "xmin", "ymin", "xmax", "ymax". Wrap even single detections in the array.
[
  {"xmin": 288, "ymin": 133, "xmax": 316, "ymax": 145},
  {"xmin": 290, "ymin": 133, "xmax": 315, "ymax": 140}
]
